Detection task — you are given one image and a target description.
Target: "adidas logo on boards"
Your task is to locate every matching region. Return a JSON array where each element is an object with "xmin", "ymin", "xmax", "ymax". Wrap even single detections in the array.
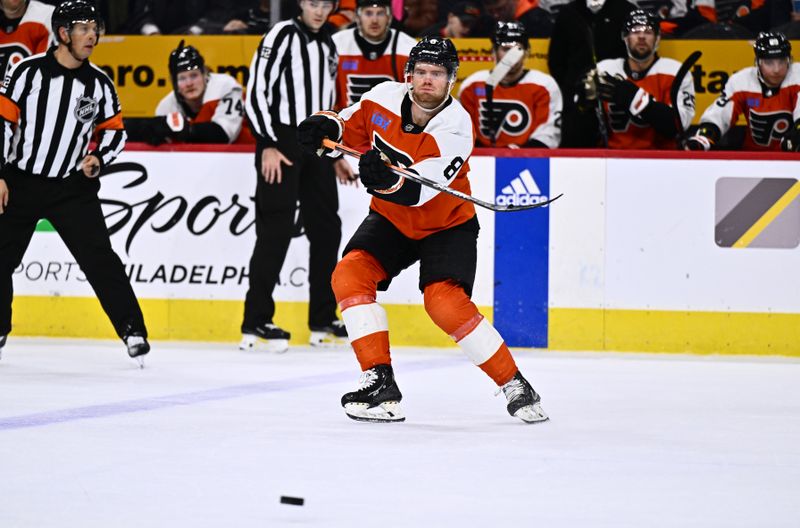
[{"xmin": 496, "ymin": 169, "xmax": 549, "ymax": 206}]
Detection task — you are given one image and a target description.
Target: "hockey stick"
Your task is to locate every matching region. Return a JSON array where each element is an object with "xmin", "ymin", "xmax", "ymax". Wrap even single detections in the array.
[
  {"xmin": 322, "ymin": 139, "xmax": 563, "ymax": 213},
  {"xmin": 670, "ymin": 50, "xmax": 702, "ymax": 147}
]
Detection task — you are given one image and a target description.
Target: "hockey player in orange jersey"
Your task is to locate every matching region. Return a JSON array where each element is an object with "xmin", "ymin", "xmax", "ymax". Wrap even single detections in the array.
[
  {"xmin": 578, "ymin": 9, "xmax": 695, "ymax": 149},
  {"xmin": 332, "ymin": 0, "xmax": 415, "ymax": 111},
  {"xmin": 0, "ymin": 0, "xmax": 54, "ymax": 77},
  {"xmin": 296, "ymin": 37, "xmax": 549, "ymax": 424},
  {"xmin": 458, "ymin": 21, "xmax": 562, "ymax": 148},
  {"xmin": 686, "ymin": 32, "xmax": 800, "ymax": 152}
]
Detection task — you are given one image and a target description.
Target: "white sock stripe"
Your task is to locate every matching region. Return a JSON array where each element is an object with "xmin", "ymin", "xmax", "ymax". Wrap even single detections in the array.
[
  {"xmin": 457, "ymin": 317, "xmax": 504, "ymax": 365},
  {"xmin": 341, "ymin": 303, "xmax": 389, "ymax": 342}
]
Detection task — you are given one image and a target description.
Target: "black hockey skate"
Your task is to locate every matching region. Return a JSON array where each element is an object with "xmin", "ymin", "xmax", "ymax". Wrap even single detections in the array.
[
  {"xmin": 239, "ymin": 323, "xmax": 290, "ymax": 353},
  {"xmin": 500, "ymin": 372, "xmax": 549, "ymax": 424},
  {"xmin": 342, "ymin": 364, "xmax": 405, "ymax": 422},
  {"xmin": 124, "ymin": 334, "xmax": 150, "ymax": 369},
  {"xmin": 0, "ymin": 334, "xmax": 6, "ymax": 361},
  {"xmin": 309, "ymin": 320, "xmax": 348, "ymax": 348}
]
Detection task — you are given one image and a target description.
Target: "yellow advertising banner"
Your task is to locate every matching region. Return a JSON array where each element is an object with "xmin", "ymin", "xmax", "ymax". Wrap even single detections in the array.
[{"xmin": 93, "ymin": 35, "xmax": 769, "ymax": 122}]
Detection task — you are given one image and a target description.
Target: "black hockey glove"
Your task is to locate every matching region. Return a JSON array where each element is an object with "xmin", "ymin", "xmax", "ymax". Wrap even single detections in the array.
[
  {"xmin": 145, "ymin": 113, "xmax": 188, "ymax": 146},
  {"xmin": 597, "ymin": 73, "xmax": 642, "ymax": 112},
  {"xmin": 359, "ymin": 149, "xmax": 399, "ymax": 191},
  {"xmin": 780, "ymin": 119, "xmax": 800, "ymax": 152},
  {"xmin": 684, "ymin": 123, "xmax": 721, "ymax": 151},
  {"xmin": 297, "ymin": 113, "xmax": 341, "ymax": 155}
]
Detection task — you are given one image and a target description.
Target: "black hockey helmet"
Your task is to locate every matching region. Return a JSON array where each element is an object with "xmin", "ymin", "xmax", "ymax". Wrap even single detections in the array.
[
  {"xmin": 405, "ymin": 36, "xmax": 460, "ymax": 79},
  {"xmin": 622, "ymin": 9, "xmax": 660, "ymax": 37},
  {"xmin": 52, "ymin": 0, "xmax": 104, "ymax": 44},
  {"xmin": 754, "ymin": 31, "xmax": 791, "ymax": 60},
  {"xmin": 492, "ymin": 20, "xmax": 529, "ymax": 50},
  {"xmin": 169, "ymin": 40, "xmax": 206, "ymax": 86},
  {"xmin": 357, "ymin": 0, "xmax": 391, "ymax": 8}
]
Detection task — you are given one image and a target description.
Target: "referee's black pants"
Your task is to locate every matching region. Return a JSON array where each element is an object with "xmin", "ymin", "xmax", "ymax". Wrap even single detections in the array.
[
  {"xmin": 0, "ymin": 169, "xmax": 147, "ymax": 339},
  {"xmin": 242, "ymin": 124, "xmax": 342, "ymax": 331}
]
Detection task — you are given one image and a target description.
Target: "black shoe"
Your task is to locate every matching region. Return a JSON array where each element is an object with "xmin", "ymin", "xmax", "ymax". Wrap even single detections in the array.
[
  {"xmin": 500, "ymin": 372, "xmax": 548, "ymax": 423},
  {"xmin": 0, "ymin": 334, "xmax": 6, "ymax": 360},
  {"xmin": 341, "ymin": 364, "xmax": 405, "ymax": 422},
  {"xmin": 240, "ymin": 323, "xmax": 291, "ymax": 352},
  {"xmin": 309, "ymin": 320, "xmax": 348, "ymax": 347}
]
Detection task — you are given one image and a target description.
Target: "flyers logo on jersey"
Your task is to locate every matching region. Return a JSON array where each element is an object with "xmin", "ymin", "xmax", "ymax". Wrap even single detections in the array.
[
  {"xmin": 0, "ymin": 43, "xmax": 31, "ymax": 78},
  {"xmin": 347, "ymin": 74, "xmax": 393, "ymax": 106},
  {"xmin": 749, "ymin": 110, "xmax": 793, "ymax": 147},
  {"xmin": 478, "ymin": 99, "xmax": 530, "ymax": 137}
]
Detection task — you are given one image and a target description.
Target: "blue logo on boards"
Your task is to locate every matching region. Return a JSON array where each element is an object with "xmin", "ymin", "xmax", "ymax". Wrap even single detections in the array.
[
  {"xmin": 371, "ymin": 112, "xmax": 392, "ymax": 131},
  {"xmin": 342, "ymin": 60, "xmax": 359, "ymax": 71},
  {"xmin": 493, "ymin": 157, "xmax": 550, "ymax": 348}
]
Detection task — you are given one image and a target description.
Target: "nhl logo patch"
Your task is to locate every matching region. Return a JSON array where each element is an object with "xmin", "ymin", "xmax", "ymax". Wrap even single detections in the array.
[{"xmin": 74, "ymin": 96, "xmax": 99, "ymax": 123}]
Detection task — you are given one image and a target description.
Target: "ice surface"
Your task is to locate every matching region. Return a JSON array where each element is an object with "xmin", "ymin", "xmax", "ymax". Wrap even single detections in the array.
[{"xmin": 1, "ymin": 339, "xmax": 798, "ymax": 527}]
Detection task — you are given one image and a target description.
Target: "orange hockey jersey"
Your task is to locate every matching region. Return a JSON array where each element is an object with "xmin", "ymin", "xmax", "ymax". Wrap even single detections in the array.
[
  {"xmin": 155, "ymin": 72, "xmax": 255, "ymax": 144},
  {"xmin": 338, "ymin": 81, "xmax": 476, "ymax": 240},
  {"xmin": 458, "ymin": 68, "xmax": 562, "ymax": 148},
  {"xmin": 597, "ymin": 56, "xmax": 695, "ymax": 149},
  {"xmin": 0, "ymin": 1, "xmax": 54, "ymax": 78},
  {"xmin": 697, "ymin": 64, "xmax": 800, "ymax": 151},
  {"xmin": 332, "ymin": 27, "xmax": 415, "ymax": 110}
]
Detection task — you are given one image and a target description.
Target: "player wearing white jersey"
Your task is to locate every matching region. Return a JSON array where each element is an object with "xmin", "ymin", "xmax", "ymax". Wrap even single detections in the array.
[
  {"xmin": 0, "ymin": 0, "xmax": 54, "ymax": 77},
  {"xmin": 581, "ymin": 9, "xmax": 695, "ymax": 149},
  {"xmin": 296, "ymin": 37, "xmax": 549, "ymax": 425},
  {"xmin": 687, "ymin": 32, "xmax": 800, "ymax": 152},
  {"xmin": 332, "ymin": 0, "xmax": 415, "ymax": 111},
  {"xmin": 459, "ymin": 20, "xmax": 562, "ymax": 148},
  {"xmin": 145, "ymin": 42, "xmax": 251, "ymax": 145}
]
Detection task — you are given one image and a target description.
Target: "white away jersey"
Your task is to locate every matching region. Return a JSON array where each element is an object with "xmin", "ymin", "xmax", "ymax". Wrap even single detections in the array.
[
  {"xmin": 597, "ymin": 56, "xmax": 695, "ymax": 149},
  {"xmin": 458, "ymin": 68, "xmax": 562, "ymax": 148},
  {"xmin": 332, "ymin": 27, "xmax": 416, "ymax": 109},
  {"xmin": 155, "ymin": 72, "xmax": 244, "ymax": 143},
  {"xmin": 697, "ymin": 64, "xmax": 800, "ymax": 150}
]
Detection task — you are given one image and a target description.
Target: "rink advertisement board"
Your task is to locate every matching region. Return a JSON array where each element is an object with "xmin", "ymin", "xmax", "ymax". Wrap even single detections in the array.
[
  {"xmin": 493, "ymin": 157, "xmax": 551, "ymax": 348},
  {"xmin": 12, "ymin": 147, "xmax": 800, "ymax": 355}
]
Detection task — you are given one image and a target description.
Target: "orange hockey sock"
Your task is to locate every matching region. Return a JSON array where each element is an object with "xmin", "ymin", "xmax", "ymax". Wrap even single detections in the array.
[
  {"xmin": 424, "ymin": 280, "xmax": 518, "ymax": 386},
  {"xmin": 331, "ymin": 250, "xmax": 391, "ymax": 370}
]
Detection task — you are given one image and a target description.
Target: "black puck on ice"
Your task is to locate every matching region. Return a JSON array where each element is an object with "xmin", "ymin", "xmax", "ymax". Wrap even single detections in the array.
[{"xmin": 280, "ymin": 496, "xmax": 304, "ymax": 506}]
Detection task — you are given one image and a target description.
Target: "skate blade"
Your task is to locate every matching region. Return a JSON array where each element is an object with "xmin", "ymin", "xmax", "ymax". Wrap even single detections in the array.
[
  {"xmin": 238, "ymin": 335, "xmax": 289, "ymax": 354},
  {"xmin": 514, "ymin": 403, "xmax": 549, "ymax": 424},
  {"xmin": 344, "ymin": 401, "xmax": 405, "ymax": 423},
  {"xmin": 309, "ymin": 331, "xmax": 348, "ymax": 348},
  {"xmin": 133, "ymin": 356, "xmax": 145, "ymax": 369}
]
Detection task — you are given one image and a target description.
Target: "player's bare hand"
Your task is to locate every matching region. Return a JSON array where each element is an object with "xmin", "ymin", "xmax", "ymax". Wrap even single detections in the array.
[
  {"xmin": 81, "ymin": 155, "xmax": 101, "ymax": 178},
  {"xmin": 261, "ymin": 147, "xmax": 293, "ymax": 184},
  {"xmin": 0, "ymin": 179, "xmax": 8, "ymax": 214},
  {"xmin": 334, "ymin": 158, "xmax": 358, "ymax": 186}
]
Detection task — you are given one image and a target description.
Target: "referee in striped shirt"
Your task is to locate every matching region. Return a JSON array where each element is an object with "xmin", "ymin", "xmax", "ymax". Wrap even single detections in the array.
[
  {"xmin": 0, "ymin": 1, "xmax": 149, "ymax": 364},
  {"xmin": 240, "ymin": 0, "xmax": 351, "ymax": 350}
]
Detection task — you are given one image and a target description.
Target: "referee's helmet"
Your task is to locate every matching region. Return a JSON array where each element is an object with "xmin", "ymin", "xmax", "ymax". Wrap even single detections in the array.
[{"xmin": 52, "ymin": 0, "xmax": 104, "ymax": 44}]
